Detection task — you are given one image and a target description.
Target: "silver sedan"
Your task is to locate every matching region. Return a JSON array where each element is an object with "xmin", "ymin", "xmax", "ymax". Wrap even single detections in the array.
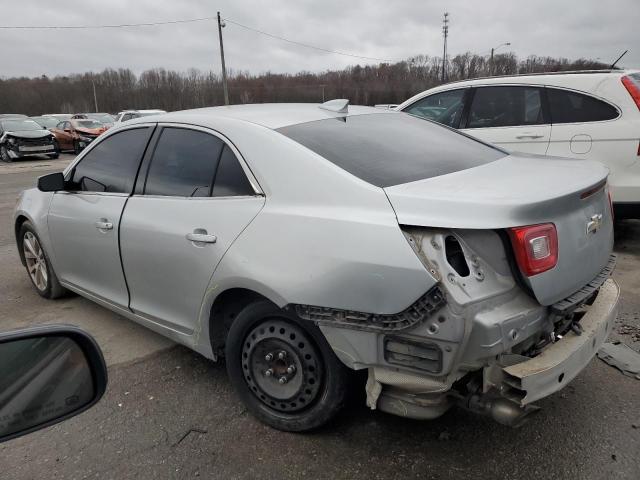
[{"xmin": 14, "ymin": 101, "xmax": 619, "ymax": 431}]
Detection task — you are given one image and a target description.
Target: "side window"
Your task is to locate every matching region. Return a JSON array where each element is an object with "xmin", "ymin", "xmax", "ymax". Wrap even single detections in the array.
[
  {"xmin": 122, "ymin": 114, "xmax": 133, "ymax": 122},
  {"xmin": 144, "ymin": 128, "xmax": 224, "ymax": 197},
  {"xmin": 467, "ymin": 86, "xmax": 545, "ymax": 128},
  {"xmin": 69, "ymin": 127, "xmax": 151, "ymax": 193},
  {"xmin": 403, "ymin": 89, "xmax": 466, "ymax": 128},
  {"xmin": 62, "ymin": 121, "xmax": 70, "ymax": 130},
  {"xmin": 212, "ymin": 145, "xmax": 255, "ymax": 197},
  {"xmin": 547, "ymin": 88, "xmax": 618, "ymax": 123},
  {"xmin": 56, "ymin": 122, "xmax": 64, "ymax": 130}
]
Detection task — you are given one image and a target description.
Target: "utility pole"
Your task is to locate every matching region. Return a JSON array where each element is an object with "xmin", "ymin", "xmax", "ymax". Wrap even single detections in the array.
[
  {"xmin": 92, "ymin": 78, "xmax": 98, "ymax": 112},
  {"xmin": 441, "ymin": 12, "xmax": 449, "ymax": 83},
  {"xmin": 217, "ymin": 11, "xmax": 230, "ymax": 105},
  {"xmin": 489, "ymin": 42, "xmax": 511, "ymax": 76}
]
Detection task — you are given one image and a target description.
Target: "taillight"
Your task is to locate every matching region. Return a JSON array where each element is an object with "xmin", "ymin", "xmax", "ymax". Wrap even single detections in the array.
[
  {"xmin": 621, "ymin": 75, "xmax": 640, "ymax": 111},
  {"xmin": 508, "ymin": 223, "xmax": 558, "ymax": 277}
]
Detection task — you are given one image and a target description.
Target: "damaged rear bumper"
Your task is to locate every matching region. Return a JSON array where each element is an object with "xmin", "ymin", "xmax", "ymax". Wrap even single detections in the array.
[{"xmin": 503, "ymin": 278, "xmax": 619, "ymax": 405}]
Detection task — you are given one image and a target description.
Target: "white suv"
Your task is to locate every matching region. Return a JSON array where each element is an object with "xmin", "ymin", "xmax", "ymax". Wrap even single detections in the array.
[{"xmin": 397, "ymin": 70, "xmax": 640, "ymax": 217}]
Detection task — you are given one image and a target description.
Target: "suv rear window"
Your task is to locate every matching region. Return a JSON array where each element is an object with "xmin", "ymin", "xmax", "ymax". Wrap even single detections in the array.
[
  {"xmin": 277, "ymin": 113, "xmax": 505, "ymax": 187},
  {"xmin": 547, "ymin": 88, "xmax": 619, "ymax": 123}
]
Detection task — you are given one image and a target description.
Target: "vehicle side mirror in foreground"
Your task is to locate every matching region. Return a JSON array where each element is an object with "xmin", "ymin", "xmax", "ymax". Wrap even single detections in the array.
[
  {"xmin": 37, "ymin": 172, "xmax": 65, "ymax": 192},
  {"xmin": 0, "ymin": 325, "xmax": 107, "ymax": 443}
]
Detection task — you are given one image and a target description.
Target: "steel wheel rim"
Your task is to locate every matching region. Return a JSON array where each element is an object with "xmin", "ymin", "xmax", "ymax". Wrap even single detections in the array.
[
  {"xmin": 242, "ymin": 318, "xmax": 323, "ymax": 413},
  {"xmin": 23, "ymin": 232, "xmax": 48, "ymax": 291}
]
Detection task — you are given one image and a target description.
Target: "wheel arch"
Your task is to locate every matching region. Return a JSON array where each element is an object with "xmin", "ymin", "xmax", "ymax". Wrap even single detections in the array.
[
  {"xmin": 15, "ymin": 214, "xmax": 30, "ymax": 266},
  {"xmin": 206, "ymin": 287, "xmax": 279, "ymax": 358}
]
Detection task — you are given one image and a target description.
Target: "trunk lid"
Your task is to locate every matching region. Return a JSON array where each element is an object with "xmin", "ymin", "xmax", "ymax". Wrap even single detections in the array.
[{"xmin": 384, "ymin": 154, "xmax": 613, "ymax": 305}]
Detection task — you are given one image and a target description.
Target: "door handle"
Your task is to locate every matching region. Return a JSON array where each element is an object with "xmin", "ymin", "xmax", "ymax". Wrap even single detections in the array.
[
  {"xmin": 516, "ymin": 134, "xmax": 544, "ymax": 139},
  {"xmin": 95, "ymin": 221, "xmax": 113, "ymax": 230},
  {"xmin": 186, "ymin": 232, "xmax": 217, "ymax": 244}
]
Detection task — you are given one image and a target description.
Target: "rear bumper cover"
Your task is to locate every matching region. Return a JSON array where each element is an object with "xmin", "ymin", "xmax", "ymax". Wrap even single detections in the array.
[{"xmin": 503, "ymin": 278, "xmax": 619, "ymax": 405}]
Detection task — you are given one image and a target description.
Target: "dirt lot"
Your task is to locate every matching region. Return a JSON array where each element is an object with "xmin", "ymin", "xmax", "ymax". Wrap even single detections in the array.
[{"xmin": 1, "ymin": 156, "xmax": 639, "ymax": 479}]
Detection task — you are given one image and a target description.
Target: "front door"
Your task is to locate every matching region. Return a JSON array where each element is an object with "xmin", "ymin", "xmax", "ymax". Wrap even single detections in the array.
[
  {"xmin": 120, "ymin": 126, "xmax": 264, "ymax": 334},
  {"xmin": 460, "ymin": 85, "xmax": 551, "ymax": 155},
  {"xmin": 47, "ymin": 126, "xmax": 154, "ymax": 307}
]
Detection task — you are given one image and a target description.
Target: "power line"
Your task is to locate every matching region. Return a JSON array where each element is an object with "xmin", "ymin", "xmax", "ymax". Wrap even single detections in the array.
[
  {"xmin": 0, "ymin": 16, "xmax": 217, "ymax": 29},
  {"xmin": 222, "ymin": 17, "xmax": 394, "ymax": 63},
  {"xmin": 0, "ymin": 15, "xmax": 396, "ymax": 63}
]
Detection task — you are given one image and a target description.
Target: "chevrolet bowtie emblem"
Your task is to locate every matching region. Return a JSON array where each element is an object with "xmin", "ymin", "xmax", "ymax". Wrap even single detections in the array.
[{"xmin": 586, "ymin": 213, "xmax": 603, "ymax": 235}]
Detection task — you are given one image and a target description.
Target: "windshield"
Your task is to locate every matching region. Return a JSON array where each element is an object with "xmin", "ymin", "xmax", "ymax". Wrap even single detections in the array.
[
  {"xmin": 277, "ymin": 113, "xmax": 506, "ymax": 187},
  {"xmin": 1, "ymin": 120, "xmax": 44, "ymax": 132},
  {"xmin": 87, "ymin": 113, "xmax": 115, "ymax": 123},
  {"xmin": 72, "ymin": 119, "xmax": 104, "ymax": 129},
  {"xmin": 30, "ymin": 116, "xmax": 58, "ymax": 128}
]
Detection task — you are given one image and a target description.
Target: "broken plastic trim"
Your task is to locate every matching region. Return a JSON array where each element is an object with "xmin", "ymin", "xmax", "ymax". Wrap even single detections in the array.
[{"xmin": 292, "ymin": 285, "xmax": 446, "ymax": 333}]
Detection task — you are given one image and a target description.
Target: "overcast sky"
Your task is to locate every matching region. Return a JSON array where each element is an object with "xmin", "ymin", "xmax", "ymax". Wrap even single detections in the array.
[{"xmin": 0, "ymin": 0, "xmax": 637, "ymax": 78}]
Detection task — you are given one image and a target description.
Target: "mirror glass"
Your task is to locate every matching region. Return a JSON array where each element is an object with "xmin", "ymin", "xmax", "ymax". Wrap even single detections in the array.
[{"xmin": 0, "ymin": 336, "xmax": 95, "ymax": 439}]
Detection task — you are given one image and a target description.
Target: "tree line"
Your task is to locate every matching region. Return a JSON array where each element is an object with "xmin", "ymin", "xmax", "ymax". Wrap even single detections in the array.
[{"xmin": 0, "ymin": 53, "xmax": 610, "ymax": 115}]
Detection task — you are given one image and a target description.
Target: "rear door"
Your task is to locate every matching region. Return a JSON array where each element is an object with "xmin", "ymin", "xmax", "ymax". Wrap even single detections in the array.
[
  {"xmin": 47, "ymin": 126, "xmax": 154, "ymax": 307},
  {"xmin": 119, "ymin": 125, "xmax": 264, "ymax": 334},
  {"xmin": 460, "ymin": 85, "xmax": 551, "ymax": 154}
]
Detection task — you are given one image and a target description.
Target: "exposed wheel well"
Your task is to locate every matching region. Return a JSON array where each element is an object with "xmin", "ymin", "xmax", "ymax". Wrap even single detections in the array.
[
  {"xmin": 209, "ymin": 288, "xmax": 276, "ymax": 357},
  {"xmin": 15, "ymin": 215, "xmax": 29, "ymax": 266}
]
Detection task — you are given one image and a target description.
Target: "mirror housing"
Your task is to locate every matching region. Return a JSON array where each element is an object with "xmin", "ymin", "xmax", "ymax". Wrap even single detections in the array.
[
  {"xmin": 37, "ymin": 172, "xmax": 65, "ymax": 192},
  {"xmin": 0, "ymin": 325, "xmax": 107, "ymax": 443}
]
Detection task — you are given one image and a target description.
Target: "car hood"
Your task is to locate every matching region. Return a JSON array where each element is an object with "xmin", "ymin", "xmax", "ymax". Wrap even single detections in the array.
[
  {"xmin": 3, "ymin": 130, "xmax": 52, "ymax": 139},
  {"xmin": 76, "ymin": 127, "xmax": 105, "ymax": 135},
  {"xmin": 384, "ymin": 153, "xmax": 609, "ymax": 229}
]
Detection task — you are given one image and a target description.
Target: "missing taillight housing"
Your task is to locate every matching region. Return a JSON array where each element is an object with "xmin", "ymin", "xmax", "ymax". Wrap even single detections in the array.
[{"xmin": 508, "ymin": 223, "xmax": 558, "ymax": 277}]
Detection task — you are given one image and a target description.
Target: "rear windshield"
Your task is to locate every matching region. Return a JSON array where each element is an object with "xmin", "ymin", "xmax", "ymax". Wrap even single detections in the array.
[{"xmin": 277, "ymin": 113, "xmax": 506, "ymax": 187}]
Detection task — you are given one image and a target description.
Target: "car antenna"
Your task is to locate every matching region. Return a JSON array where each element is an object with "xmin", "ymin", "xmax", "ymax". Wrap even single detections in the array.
[
  {"xmin": 610, "ymin": 50, "xmax": 628, "ymax": 69},
  {"xmin": 319, "ymin": 99, "xmax": 349, "ymax": 114}
]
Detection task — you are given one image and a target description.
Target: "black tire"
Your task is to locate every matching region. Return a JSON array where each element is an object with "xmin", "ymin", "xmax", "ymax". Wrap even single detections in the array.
[
  {"xmin": 73, "ymin": 140, "xmax": 81, "ymax": 155},
  {"xmin": 0, "ymin": 145, "xmax": 12, "ymax": 163},
  {"xmin": 49, "ymin": 140, "xmax": 60, "ymax": 158},
  {"xmin": 47, "ymin": 152, "xmax": 60, "ymax": 159},
  {"xmin": 18, "ymin": 221, "xmax": 67, "ymax": 299},
  {"xmin": 225, "ymin": 300, "xmax": 349, "ymax": 432}
]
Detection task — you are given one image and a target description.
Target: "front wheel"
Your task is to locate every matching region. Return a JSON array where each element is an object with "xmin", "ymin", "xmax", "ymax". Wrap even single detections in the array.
[
  {"xmin": 225, "ymin": 301, "xmax": 349, "ymax": 432},
  {"xmin": 18, "ymin": 221, "xmax": 67, "ymax": 299},
  {"xmin": 73, "ymin": 140, "xmax": 83, "ymax": 155},
  {"xmin": 0, "ymin": 145, "xmax": 12, "ymax": 163}
]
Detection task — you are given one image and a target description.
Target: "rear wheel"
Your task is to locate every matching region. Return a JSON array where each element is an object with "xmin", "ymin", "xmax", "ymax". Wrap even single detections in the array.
[
  {"xmin": 225, "ymin": 301, "xmax": 349, "ymax": 432},
  {"xmin": 73, "ymin": 140, "xmax": 82, "ymax": 155},
  {"xmin": 19, "ymin": 221, "xmax": 66, "ymax": 299}
]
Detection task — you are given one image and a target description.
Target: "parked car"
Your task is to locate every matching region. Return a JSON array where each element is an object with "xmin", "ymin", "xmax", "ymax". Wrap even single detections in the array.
[
  {"xmin": 50, "ymin": 119, "xmax": 108, "ymax": 154},
  {"xmin": 43, "ymin": 114, "xmax": 73, "ymax": 122},
  {"xmin": 113, "ymin": 109, "xmax": 166, "ymax": 124},
  {"xmin": 15, "ymin": 101, "xmax": 618, "ymax": 431},
  {"xmin": 30, "ymin": 115, "xmax": 59, "ymax": 130},
  {"xmin": 396, "ymin": 70, "xmax": 640, "ymax": 218},
  {"xmin": 71, "ymin": 113, "xmax": 116, "ymax": 129},
  {"xmin": 0, "ymin": 114, "xmax": 28, "ymax": 120},
  {"xmin": 0, "ymin": 118, "xmax": 58, "ymax": 162}
]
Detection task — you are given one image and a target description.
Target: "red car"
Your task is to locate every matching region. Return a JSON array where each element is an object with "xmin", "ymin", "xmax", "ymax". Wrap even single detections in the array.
[{"xmin": 50, "ymin": 119, "xmax": 107, "ymax": 154}]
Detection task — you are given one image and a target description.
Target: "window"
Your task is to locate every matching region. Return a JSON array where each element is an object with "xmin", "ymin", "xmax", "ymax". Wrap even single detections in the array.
[
  {"xmin": 69, "ymin": 127, "xmax": 152, "ymax": 193},
  {"xmin": 55, "ymin": 122, "xmax": 65, "ymax": 130},
  {"xmin": 467, "ymin": 86, "xmax": 545, "ymax": 128},
  {"xmin": 212, "ymin": 145, "xmax": 255, "ymax": 197},
  {"xmin": 547, "ymin": 88, "xmax": 618, "ymax": 123},
  {"xmin": 403, "ymin": 89, "xmax": 467, "ymax": 128},
  {"xmin": 277, "ymin": 113, "xmax": 505, "ymax": 188},
  {"xmin": 144, "ymin": 128, "xmax": 224, "ymax": 197}
]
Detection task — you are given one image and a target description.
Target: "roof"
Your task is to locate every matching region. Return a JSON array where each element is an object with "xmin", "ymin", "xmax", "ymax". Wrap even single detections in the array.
[{"xmin": 161, "ymin": 103, "xmax": 396, "ymax": 130}]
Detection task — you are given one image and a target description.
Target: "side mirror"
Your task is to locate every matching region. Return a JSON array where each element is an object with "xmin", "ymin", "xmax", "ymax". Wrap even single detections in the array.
[
  {"xmin": 0, "ymin": 325, "xmax": 107, "ymax": 443},
  {"xmin": 37, "ymin": 172, "xmax": 65, "ymax": 192}
]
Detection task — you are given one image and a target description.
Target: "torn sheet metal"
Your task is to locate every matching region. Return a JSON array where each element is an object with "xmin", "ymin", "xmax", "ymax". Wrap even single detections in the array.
[{"xmin": 597, "ymin": 342, "xmax": 640, "ymax": 380}]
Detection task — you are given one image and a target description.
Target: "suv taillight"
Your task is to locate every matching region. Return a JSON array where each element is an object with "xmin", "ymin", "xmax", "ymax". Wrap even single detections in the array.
[
  {"xmin": 508, "ymin": 223, "xmax": 558, "ymax": 277},
  {"xmin": 621, "ymin": 75, "xmax": 640, "ymax": 111}
]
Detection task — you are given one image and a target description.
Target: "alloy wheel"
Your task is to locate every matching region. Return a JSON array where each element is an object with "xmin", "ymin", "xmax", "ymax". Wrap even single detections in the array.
[{"xmin": 23, "ymin": 231, "xmax": 48, "ymax": 291}]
